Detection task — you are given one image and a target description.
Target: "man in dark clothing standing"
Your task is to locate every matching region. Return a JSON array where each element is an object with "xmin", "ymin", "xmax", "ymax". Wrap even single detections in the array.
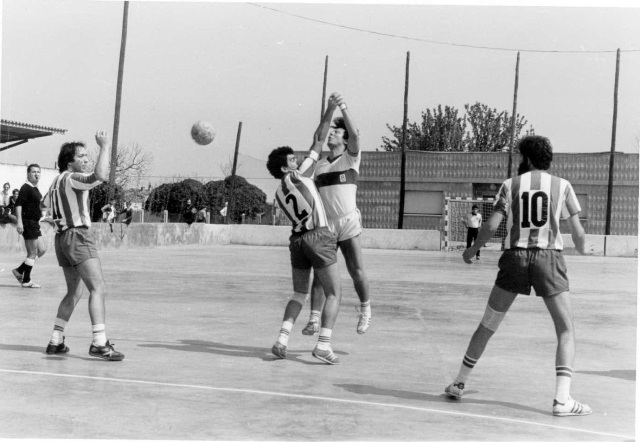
[{"xmin": 13, "ymin": 164, "xmax": 47, "ymax": 288}]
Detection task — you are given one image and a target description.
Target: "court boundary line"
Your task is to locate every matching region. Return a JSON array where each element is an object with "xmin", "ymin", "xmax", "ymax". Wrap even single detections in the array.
[{"xmin": 1, "ymin": 368, "xmax": 631, "ymax": 439}]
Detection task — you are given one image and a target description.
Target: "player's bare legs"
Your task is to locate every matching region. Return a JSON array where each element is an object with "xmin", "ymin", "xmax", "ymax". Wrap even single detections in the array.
[
  {"xmin": 45, "ymin": 266, "xmax": 84, "ymax": 355},
  {"xmin": 312, "ymin": 262, "xmax": 342, "ymax": 364},
  {"xmin": 445, "ymin": 285, "xmax": 516, "ymax": 398},
  {"xmin": 302, "ymin": 276, "xmax": 325, "ymax": 335},
  {"xmin": 339, "ymin": 236, "xmax": 371, "ymax": 334},
  {"xmin": 544, "ymin": 291, "xmax": 590, "ymax": 415},
  {"xmin": 272, "ymin": 267, "xmax": 311, "ymax": 359}
]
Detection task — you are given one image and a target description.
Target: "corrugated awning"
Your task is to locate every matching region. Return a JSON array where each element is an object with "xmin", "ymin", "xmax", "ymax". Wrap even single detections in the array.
[{"xmin": 0, "ymin": 119, "xmax": 67, "ymax": 152}]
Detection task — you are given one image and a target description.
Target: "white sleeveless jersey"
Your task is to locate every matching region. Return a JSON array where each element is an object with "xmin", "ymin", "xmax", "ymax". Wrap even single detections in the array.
[
  {"xmin": 314, "ymin": 150, "xmax": 360, "ymax": 219},
  {"xmin": 494, "ymin": 171, "xmax": 581, "ymax": 250},
  {"xmin": 275, "ymin": 170, "xmax": 329, "ymax": 234}
]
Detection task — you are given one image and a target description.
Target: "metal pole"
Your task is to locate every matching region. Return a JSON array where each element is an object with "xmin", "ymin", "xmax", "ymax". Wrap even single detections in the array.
[
  {"xmin": 507, "ymin": 51, "xmax": 520, "ymax": 179},
  {"xmin": 108, "ymin": 1, "xmax": 129, "ymax": 199},
  {"xmin": 605, "ymin": 49, "xmax": 621, "ymax": 235},
  {"xmin": 321, "ymin": 56, "xmax": 328, "ymax": 119},
  {"xmin": 398, "ymin": 51, "xmax": 410, "ymax": 229},
  {"xmin": 227, "ymin": 121, "xmax": 243, "ymax": 224}
]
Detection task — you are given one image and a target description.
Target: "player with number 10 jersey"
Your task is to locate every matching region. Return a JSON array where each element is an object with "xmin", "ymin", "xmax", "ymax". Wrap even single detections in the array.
[{"xmin": 495, "ymin": 170, "xmax": 581, "ymax": 250}]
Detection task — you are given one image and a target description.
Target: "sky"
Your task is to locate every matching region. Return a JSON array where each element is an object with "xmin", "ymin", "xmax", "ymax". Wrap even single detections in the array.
[{"xmin": 1, "ymin": 0, "xmax": 639, "ymax": 198}]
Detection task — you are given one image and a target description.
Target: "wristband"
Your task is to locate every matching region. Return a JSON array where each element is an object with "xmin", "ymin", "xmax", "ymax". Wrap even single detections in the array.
[
  {"xmin": 308, "ymin": 151, "xmax": 319, "ymax": 161},
  {"xmin": 339, "ymin": 103, "xmax": 347, "ymax": 111}
]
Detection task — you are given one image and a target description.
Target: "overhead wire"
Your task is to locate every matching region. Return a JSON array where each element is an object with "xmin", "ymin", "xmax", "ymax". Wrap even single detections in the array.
[{"xmin": 248, "ymin": 3, "xmax": 640, "ymax": 54}]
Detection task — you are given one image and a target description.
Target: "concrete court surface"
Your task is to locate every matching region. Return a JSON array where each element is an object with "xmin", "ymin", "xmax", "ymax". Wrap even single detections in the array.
[{"xmin": 0, "ymin": 244, "xmax": 636, "ymax": 441}]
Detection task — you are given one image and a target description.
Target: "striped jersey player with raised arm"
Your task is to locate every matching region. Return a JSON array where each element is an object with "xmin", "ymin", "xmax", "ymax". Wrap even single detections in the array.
[
  {"xmin": 267, "ymin": 100, "xmax": 344, "ymax": 365},
  {"xmin": 302, "ymin": 92, "xmax": 372, "ymax": 337},
  {"xmin": 41, "ymin": 130, "xmax": 124, "ymax": 361},
  {"xmin": 444, "ymin": 135, "xmax": 594, "ymax": 417}
]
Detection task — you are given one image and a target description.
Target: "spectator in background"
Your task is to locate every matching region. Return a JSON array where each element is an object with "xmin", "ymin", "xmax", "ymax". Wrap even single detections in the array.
[
  {"xmin": 196, "ymin": 207, "xmax": 208, "ymax": 223},
  {"xmin": 183, "ymin": 198, "xmax": 197, "ymax": 225},
  {"xmin": 101, "ymin": 199, "xmax": 116, "ymax": 223},
  {"xmin": 0, "ymin": 182, "xmax": 11, "ymax": 216},
  {"xmin": 1, "ymin": 188, "xmax": 19, "ymax": 224},
  {"xmin": 119, "ymin": 201, "xmax": 133, "ymax": 226},
  {"xmin": 220, "ymin": 201, "xmax": 228, "ymax": 220}
]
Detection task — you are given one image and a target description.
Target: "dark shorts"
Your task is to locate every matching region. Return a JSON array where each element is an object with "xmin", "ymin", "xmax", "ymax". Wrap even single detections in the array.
[
  {"xmin": 54, "ymin": 227, "xmax": 99, "ymax": 267},
  {"xmin": 495, "ymin": 248, "xmax": 570, "ymax": 298},
  {"xmin": 289, "ymin": 226, "xmax": 338, "ymax": 270},
  {"xmin": 22, "ymin": 219, "xmax": 42, "ymax": 241}
]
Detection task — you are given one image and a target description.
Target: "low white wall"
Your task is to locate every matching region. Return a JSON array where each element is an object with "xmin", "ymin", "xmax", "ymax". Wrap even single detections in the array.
[{"xmin": 0, "ymin": 222, "xmax": 634, "ymax": 257}]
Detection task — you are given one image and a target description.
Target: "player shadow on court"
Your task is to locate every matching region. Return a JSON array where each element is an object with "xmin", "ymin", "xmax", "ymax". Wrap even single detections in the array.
[
  {"xmin": 138, "ymin": 339, "xmax": 347, "ymax": 365},
  {"xmin": 336, "ymin": 383, "xmax": 549, "ymax": 417},
  {"xmin": 576, "ymin": 369, "xmax": 635, "ymax": 381}
]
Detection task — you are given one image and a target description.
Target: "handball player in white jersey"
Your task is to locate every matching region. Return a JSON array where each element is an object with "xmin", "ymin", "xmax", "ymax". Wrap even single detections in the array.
[
  {"xmin": 444, "ymin": 136, "xmax": 594, "ymax": 417},
  {"xmin": 266, "ymin": 102, "xmax": 343, "ymax": 365},
  {"xmin": 301, "ymin": 92, "xmax": 372, "ymax": 336}
]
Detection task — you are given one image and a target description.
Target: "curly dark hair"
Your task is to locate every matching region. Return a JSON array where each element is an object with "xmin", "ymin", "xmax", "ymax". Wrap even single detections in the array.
[
  {"xmin": 58, "ymin": 142, "xmax": 85, "ymax": 173},
  {"xmin": 266, "ymin": 146, "xmax": 294, "ymax": 179},
  {"xmin": 517, "ymin": 135, "xmax": 553, "ymax": 170},
  {"xmin": 332, "ymin": 116, "xmax": 349, "ymax": 142}
]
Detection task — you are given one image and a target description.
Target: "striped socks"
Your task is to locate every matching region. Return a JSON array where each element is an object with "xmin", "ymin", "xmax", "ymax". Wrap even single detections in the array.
[
  {"xmin": 92, "ymin": 324, "xmax": 107, "ymax": 347},
  {"xmin": 316, "ymin": 328, "xmax": 332, "ymax": 351},
  {"xmin": 555, "ymin": 366, "xmax": 573, "ymax": 403},
  {"xmin": 50, "ymin": 318, "xmax": 67, "ymax": 345},
  {"xmin": 277, "ymin": 320, "xmax": 294, "ymax": 346},
  {"xmin": 454, "ymin": 354, "xmax": 478, "ymax": 385}
]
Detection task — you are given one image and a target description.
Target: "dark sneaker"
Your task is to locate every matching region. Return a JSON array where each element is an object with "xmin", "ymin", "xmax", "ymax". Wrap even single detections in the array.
[
  {"xmin": 271, "ymin": 341, "xmax": 287, "ymax": 359},
  {"xmin": 46, "ymin": 337, "xmax": 70, "ymax": 355},
  {"xmin": 89, "ymin": 340, "xmax": 124, "ymax": 361},
  {"xmin": 445, "ymin": 382, "xmax": 464, "ymax": 399},
  {"xmin": 312, "ymin": 347, "xmax": 340, "ymax": 365}
]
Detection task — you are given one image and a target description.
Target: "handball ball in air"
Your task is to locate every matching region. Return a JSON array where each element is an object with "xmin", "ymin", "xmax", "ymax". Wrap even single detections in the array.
[{"xmin": 191, "ymin": 121, "xmax": 216, "ymax": 145}]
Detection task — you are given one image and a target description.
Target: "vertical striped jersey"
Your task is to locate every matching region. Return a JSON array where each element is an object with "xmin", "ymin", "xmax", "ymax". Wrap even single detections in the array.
[
  {"xmin": 276, "ymin": 170, "xmax": 328, "ymax": 234},
  {"xmin": 494, "ymin": 171, "xmax": 581, "ymax": 250},
  {"xmin": 313, "ymin": 150, "xmax": 360, "ymax": 219},
  {"xmin": 42, "ymin": 171, "xmax": 103, "ymax": 232}
]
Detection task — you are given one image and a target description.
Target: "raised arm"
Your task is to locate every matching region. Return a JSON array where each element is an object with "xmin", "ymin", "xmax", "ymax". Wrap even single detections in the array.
[
  {"xmin": 93, "ymin": 130, "xmax": 111, "ymax": 182},
  {"xmin": 299, "ymin": 100, "xmax": 337, "ymax": 177},
  {"xmin": 330, "ymin": 92, "xmax": 360, "ymax": 155},
  {"xmin": 462, "ymin": 211, "xmax": 504, "ymax": 263}
]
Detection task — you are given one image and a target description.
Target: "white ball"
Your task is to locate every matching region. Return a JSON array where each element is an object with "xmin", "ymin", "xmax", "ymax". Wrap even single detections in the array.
[{"xmin": 191, "ymin": 121, "xmax": 216, "ymax": 145}]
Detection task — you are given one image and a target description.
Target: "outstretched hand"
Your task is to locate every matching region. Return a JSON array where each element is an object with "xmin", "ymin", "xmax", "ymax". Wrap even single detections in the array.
[{"xmin": 329, "ymin": 92, "xmax": 345, "ymax": 108}]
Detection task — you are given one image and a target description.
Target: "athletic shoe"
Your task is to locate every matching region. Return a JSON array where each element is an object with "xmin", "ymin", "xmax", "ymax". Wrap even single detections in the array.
[
  {"xmin": 312, "ymin": 347, "xmax": 340, "ymax": 365},
  {"xmin": 12, "ymin": 269, "xmax": 23, "ymax": 283},
  {"xmin": 21, "ymin": 281, "xmax": 41, "ymax": 288},
  {"xmin": 302, "ymin": 320, "xmax": 320, "ymax": 336},
  {"xmin": 356, "ymin": 307, "xmax": 372, "ymax": 335},
  {"xmin": 271, "ymin": 341, "xmax": 287, "ymax": 359},
  {"xmin": 89, "ymin": 341, "xmax": 125, "ymax": 361},
  {"xmin": 476, "ymin": 256, "xmax": 480, "ymax": 260},
  {"xmin": 46, "ymin": 338, "xmax": 70, "ymax": 355},
  {"xmin": 445, "ymin": 382, "xmax": 465, "ymax": 399},
  {"xmin": 553, "ymin": 397, "xmax": 592, "ymax": 417}
]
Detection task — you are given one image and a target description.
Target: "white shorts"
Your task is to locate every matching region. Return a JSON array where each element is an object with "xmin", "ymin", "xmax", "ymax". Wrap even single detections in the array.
[{"xmin": 328, "ymin": 208, "xmax": 363, "ymax": 243}]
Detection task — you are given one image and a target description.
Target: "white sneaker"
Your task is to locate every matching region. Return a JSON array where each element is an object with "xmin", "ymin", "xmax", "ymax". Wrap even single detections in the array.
[
  {"xmin": 553, "ymin": 397, "xmax": 592, "ymax": 416},
  {"xmin": 445, "ymin": 382, "xmax": 464, "ymax": 399},
  {"xmin": 21, "ymin": 281, "xmax": 41, "ymax": 288},
  {"xmin": 356, "ymin": 307, "xmax": 371, "ymax": 335}
]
